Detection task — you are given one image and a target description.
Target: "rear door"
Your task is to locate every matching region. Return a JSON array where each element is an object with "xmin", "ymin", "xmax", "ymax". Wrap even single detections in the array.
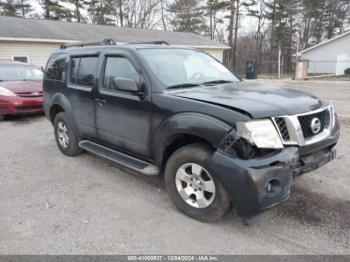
[
  {"xmin": 95, "ymin": 50, "xmax": 152, "ymax": 158},
  {"xmin": 67, "ymin": 53, "xmax": 100, "ymax": 138}
]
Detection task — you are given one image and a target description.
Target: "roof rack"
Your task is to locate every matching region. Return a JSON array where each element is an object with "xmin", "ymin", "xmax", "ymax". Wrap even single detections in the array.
[
  {"xmin": 60, "ymin": 38, "xmax": 116, "ymax": 49},
  {"xmin": 129, "ymin": 40, "xmax": 169, "ymax": 45}
]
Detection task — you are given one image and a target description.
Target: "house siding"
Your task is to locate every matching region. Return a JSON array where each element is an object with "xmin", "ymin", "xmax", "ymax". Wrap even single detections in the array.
[
  {"xmin": 199, "ymin": 48, "xmax": 224, "ymax": 62},
  {"xmin": 0, "ymin": 41, "xmax": 60, "ymax": 67},
  {"xmin": 300, "ymin": 33, "xmax": 350, "ymax": 75}
]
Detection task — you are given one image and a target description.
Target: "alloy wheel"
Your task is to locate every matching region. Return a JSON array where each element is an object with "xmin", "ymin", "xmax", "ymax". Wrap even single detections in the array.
[
  {"xmin": 57, "ymin": 121, "xmax": 69, "ymax": 148},
  {"xmin": 175, "ymin": 163, "xmax": 216, "ymax": 208}
]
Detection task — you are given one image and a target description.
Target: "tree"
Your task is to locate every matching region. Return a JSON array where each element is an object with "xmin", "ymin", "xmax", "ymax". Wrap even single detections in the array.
[
  {"xmin": 67, "ymin": 0, "xmax": 85, "ymax": 22},
  {"xmin": 116, "ymin": 0, "xmax": 123, "ymax": 26},
  {"xmin": 84, "ymin": 0, "xmax": 114, "ymax": 24},
  {"xmin": 168, "ymin": 0, "xmax": 206, "ymax": 34},
  {"xmin": 227, "ymin": 0, "xmax": 253, "ymax": 69},
  {"xmin": 206, "ymin": 0, "xmax": 229, "ymax": 40},
  {"xmin": 0, "ymin": 0, "xmax": 32, "ymax": 17},
  {"xmin": 41, "ymin": 0, "xmax": 73, "ymax": 20},
  {"xmin": 160, "ymin": 0, "xmax": 168, "ymax": 30},
  {"xmin": 17, "ymin": 0, "xmax": 32, "ymax": 17},
  {"xmin": 227, "ymin": 0, "xmax": 235, "ymax": 69},
  {"xmin": 247, "ymin": 0, "xmax": 270, "ymax": 71}
]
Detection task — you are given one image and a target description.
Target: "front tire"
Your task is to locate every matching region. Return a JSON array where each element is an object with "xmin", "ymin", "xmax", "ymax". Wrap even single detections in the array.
[
  {"xmin": 0, "ymin": 115, "xmax": 4, "ymax": 121},
  {"xmin": 164, "ymin": 143, "xmax": 231, "ymax": 222},
  {"xmin": 54, "ymin": 112, "xmax": 82, "ymax": 156}
]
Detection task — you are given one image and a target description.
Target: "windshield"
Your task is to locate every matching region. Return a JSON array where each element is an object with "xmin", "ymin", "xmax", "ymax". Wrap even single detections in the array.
[
  {"xmin": 139, "ymin": 49, "xmax": 239, "ymax": 89},
  {"xmin": 0, "ymin": 65, "xmax": 43, "ymax": 81}
]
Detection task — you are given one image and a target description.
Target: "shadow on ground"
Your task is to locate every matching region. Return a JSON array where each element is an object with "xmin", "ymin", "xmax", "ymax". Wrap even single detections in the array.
[{"xmin": 1, "ymin": 113, "xmax": 45, "ymax": 124}]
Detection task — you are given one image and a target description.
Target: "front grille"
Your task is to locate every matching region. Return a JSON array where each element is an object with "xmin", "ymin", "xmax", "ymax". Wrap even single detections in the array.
[
  {"xmin": 275, "ymin": 117, "xmax": 290, "ymax": 141},
  {"xmin": 15, "ymin": 105, "xmax": 43, "ymax": 111},
  {"xmin": 298, "ymin": 109, "xmax": 331, "ymax": 139}
]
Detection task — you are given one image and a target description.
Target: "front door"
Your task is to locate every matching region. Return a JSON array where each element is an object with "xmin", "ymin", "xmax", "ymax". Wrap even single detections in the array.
[{"xmin": 95, "ymin": 51, "xmax": 152, "ymax": 158}]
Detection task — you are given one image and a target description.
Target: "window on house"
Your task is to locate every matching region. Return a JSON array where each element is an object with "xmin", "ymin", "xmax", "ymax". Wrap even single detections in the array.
[{"xmin": 13, "ymin": 56, "xmax": 29, "ymax": 63}]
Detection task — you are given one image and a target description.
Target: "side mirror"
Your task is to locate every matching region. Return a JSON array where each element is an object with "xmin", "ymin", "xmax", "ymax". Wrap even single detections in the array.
[{"xmin": 113, "ymin": 77, "xmax": 139, "ymax": 93}]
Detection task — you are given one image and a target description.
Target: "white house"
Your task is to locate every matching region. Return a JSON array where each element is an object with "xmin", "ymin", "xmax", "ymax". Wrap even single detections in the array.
[
  {"xmin": 299, "ymin": 30, "xmax": 350, "ymax": 75},
  {"xmin": 0, "ymin": 16, "xmax": 229, "ymax": 68}
]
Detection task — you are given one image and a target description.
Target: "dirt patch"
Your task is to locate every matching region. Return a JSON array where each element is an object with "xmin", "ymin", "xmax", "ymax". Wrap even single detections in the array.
[{"xmin": 274, "ymin": 186, "xmax": 350, "ymax": 237}]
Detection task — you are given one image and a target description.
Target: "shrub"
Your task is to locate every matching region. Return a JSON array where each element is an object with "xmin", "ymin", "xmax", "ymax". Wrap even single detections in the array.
[{"xmin": 345, "ymin": 68, "xmax": 350, "ymax": 75}]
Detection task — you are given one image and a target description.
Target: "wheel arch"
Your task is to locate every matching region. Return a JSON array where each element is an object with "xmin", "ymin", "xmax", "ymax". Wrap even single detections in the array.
[
  {"xmin": 152, "ymin": 113, "xmax": 232, "ymax": 172},
  {"xmin": 48, "ymin": 93, "xmax": 80, "ymax": 137}
]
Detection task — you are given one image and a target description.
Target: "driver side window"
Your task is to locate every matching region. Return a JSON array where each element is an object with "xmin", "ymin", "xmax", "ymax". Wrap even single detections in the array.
[{"xmin": 103, "ymin": 56, "xmax": 139, "ymax": 91}]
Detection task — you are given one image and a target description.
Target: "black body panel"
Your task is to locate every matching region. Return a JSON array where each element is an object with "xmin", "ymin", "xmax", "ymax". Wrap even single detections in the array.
[
  {"xmin": 171, "ymin": 82, "xmax": 324, "ymax": 118},
  {"xmin": 43, "ymin": 45, "xmax": 340, "ymax": 218}
]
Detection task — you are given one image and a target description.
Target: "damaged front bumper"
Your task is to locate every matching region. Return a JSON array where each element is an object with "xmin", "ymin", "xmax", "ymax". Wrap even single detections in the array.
[{"xmin": 211, "ymin": 122, "xmax": 339, "ymax": 218}]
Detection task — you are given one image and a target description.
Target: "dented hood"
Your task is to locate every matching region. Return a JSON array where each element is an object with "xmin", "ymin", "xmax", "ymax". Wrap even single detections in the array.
[{"xmin": 171, "ymin": 82, "xmax": 324, "ymax": 118}]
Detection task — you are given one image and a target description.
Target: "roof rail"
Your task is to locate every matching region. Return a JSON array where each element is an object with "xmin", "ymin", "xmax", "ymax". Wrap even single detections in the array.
[
  {"xmin": 60, "ymin": 38, "xmax": 116, "ymax": 49},
  {"xmin": 129, "ymin": 40, "xmax": 169, "ymax": 45}
]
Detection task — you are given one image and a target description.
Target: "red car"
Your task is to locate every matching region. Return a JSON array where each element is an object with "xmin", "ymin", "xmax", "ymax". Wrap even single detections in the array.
[{"xmin": 0, "ymin": 60, "xmax": 44, "ymax": 121}]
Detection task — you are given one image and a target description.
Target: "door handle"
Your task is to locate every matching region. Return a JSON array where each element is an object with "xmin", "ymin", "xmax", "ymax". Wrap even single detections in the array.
[{"xmin": 95, "ymin": 98, "xmax": 106, "ymax": 106}]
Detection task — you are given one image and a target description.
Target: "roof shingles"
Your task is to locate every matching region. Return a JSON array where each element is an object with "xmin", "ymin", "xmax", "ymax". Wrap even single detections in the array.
[{"xmin": 0, "ymin": 16, "xmax": 228, "ymax": 48}]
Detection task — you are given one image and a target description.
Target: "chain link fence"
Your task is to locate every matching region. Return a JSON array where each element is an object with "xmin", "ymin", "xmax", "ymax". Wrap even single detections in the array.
[
  {"xmin": 226, "ymin": 59, "xmax": 350, "ymax": 80},
  {"xmin": 230, "ymin": 60, "xmax": 296, "ymax": 80}
]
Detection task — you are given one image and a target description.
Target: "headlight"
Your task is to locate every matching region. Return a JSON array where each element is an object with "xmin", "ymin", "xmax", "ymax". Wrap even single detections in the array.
[
  {"xmin": 0, "ymin": 86, "xmax": 16, "ymax": 96},
  {"xmin": 236, "ymin": 119, "xmax": 283, "ymax": 149}
]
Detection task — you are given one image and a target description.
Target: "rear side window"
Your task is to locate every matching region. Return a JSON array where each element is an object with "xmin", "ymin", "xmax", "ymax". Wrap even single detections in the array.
[
  {"xmin": 45, "ymin": 54, "xmax": 66, "ymax": 81},
  {"xmin": 70, "ymin": 56, "xmax": 98, "ymax": 87},
  {"xmin": 70, "ymin": 57, "xmax": 80, "ymax": 84}
]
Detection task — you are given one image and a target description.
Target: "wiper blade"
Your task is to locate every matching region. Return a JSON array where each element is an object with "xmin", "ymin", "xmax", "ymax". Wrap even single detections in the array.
[
  {"xmin": 202, "ymin": 80, "xmax": 233, "ymax": 85},
  {"xmin": 167, "ymin": 83, "xmax": 201, "ymax": 90}
]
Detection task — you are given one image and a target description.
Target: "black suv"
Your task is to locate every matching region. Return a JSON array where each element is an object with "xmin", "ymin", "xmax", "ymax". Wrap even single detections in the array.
[{"xmin": 43, "ymin": 40, "xmax": 340, "ymax": 222}]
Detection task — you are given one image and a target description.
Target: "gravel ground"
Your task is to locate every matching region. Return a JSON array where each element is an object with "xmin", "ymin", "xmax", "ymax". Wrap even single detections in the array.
[{"xmin": 0, "ymin": 81, "xmax": 349, "ymax": 255}]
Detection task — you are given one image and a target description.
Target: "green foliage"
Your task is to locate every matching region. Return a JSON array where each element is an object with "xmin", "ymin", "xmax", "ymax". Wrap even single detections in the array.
[
  {"xmin": 168, "ymin": 0, "xmax": 207, "ymax": 34},
  {"xmin": 41, "ymin": 0, "xmax": 73, "ymax": 20},
  {"xmin": 0, "ymin": 0, "xmax": 32, "ymax": 16},
  {"xmin": 83, "ymin": 0, "xmax": 114, "ymax": 24},
  {"xmin": 66, "ymin": 0, "xmax": 85, "ymax": 22}
]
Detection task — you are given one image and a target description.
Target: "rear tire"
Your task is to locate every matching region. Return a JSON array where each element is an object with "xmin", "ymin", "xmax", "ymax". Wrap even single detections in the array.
[
  {"xmin": 164, "ymin": 143, "xmax": 231, "ymax": 222},
  {"xmin": 54, "ymin": 112, "xmax": 82, "ymax": 156}
]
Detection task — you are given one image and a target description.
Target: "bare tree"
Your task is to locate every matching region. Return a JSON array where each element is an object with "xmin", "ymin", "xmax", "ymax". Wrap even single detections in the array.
[
  {"xmin": 248, "ymin": 0, "xmax": 271, "ymax": 71},
  {"xmin": 160, "ymin": 0, "xmax": 168, "ymax": 30},
  {"xmin": 114, "ymin": 0, "xmax": 162, "ymax": 29}
]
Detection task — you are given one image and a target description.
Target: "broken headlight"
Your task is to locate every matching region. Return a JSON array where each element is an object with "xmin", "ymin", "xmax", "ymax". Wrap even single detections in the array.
[{"xmin": 236, "ymin": 120, "xmax": 284, "ymax": 149}]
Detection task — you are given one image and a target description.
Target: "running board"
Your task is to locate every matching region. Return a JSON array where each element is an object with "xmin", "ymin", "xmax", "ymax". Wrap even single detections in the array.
[{"xmin": 79, "ymin": 140, "xmax": 159, "ymax": 176}]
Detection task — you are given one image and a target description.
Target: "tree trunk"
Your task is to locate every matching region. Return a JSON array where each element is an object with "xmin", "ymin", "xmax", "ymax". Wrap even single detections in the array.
[
  {"xmin": 232, "ymin": 0, "xmax": 239, "ymax": 70},
  {"xmin": 270, "ymin": 0, "xmax": 276, "ymax": 52},
  {"xmin": 209, "ymin": 8, "xmax": 213, "ymax": 39},
  {"xmin": 228, "ymin": 0, "xmax": 235, "ymax": 70},
  {"xmin": 21, "ymin": 0, "xmax": 25, "ymax": 17},
  {"xmin": 75, "ymin": 0, "xmax": 81, "ymax": 22},
  {"xmin": 119, "ymin": 0, "xmax": 124, "ymax": 26},
  {"xmin": 45, "ymin": 0, "xmax": 50, "ymax": 19},
  {"xmin": 161, "ymin": 0, "xmax": 166, "ymax": 30}
]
